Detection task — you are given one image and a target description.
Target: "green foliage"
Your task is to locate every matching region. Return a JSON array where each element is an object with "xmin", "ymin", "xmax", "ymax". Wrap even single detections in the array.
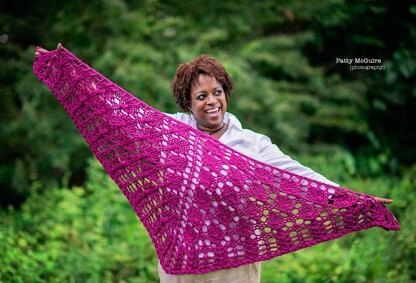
[
  {"xmin": 0, "ymin": 1, "xmax": 414, "ymax": 280},
  {"xmin": 1, "ymin": 158, "xmax": 414, "ymax": 282},
  {"xmin": 304, "ymin": 0, "xmax": 416, "ymax": 172},
  {"xmin": 261, "ymin": 165, "xmax": 416, "ymax": 283},
  {"xmin": 1, "ymin": 0, "xmax": 414, "ymax": 205},
  {"xmin": 0, "ymin": 159, "xmax": 158, "ymax": 282},
  {"xmin": 234, "ymin": 34, "xmax": 369, "ymax": 155}
]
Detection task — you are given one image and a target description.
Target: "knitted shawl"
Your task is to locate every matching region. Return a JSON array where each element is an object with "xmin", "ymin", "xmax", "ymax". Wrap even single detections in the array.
[{"xmin": 33, "ymin": 46, "xmax": 400, "ymax": 275}]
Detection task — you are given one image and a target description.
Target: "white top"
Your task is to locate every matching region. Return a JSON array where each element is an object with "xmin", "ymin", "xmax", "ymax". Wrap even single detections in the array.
[{"xmin": 169, "ymin": 112, "xmax": 338, "ymax": 187}]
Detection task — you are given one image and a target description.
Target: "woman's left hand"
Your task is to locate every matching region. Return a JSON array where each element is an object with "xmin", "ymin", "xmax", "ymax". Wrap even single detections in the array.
[
  {"xmin": 35, "ymin": 43, "xmax": 63, "ymax": 57},
  {"xmin": 373, "ymin": 197, "xmax": 393, "ymax": 205}
]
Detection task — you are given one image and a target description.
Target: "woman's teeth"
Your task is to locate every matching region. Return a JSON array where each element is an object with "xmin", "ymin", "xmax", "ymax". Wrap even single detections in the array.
[{"xmin": 206, "ymin": 108, "xmax": 220, "ymax": 114}]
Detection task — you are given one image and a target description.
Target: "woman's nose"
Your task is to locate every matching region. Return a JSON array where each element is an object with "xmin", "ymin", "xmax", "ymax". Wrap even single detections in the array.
[{"xmin": 206, "ymin": 94, "xmax": 217, "ymax": 104}]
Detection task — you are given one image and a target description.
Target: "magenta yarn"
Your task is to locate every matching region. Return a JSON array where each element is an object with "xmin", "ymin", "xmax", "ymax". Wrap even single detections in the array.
[{"xmin": 33, "ymin": 46, "xmax": 399, "ymax": 275}]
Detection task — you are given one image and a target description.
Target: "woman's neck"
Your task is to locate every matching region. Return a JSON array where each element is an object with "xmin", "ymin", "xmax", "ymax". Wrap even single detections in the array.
[{"xmin": 197, "ymin": 123, "xmax": 228, "ymax": 139}]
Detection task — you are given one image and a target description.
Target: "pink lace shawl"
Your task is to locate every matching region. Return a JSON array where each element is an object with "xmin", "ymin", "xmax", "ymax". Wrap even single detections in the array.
[{"xmin": 33, "ymin": 46, "xmax": 399, "ymax": 275}]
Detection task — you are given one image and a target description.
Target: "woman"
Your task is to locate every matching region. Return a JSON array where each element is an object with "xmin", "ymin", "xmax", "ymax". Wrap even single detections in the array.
[
  {"xmin": 35, "ymin": 45, "xmax": 393, "ymax": 283},
  {"xmin": 161, "ymin": 54, "xmax": 393, "ymax": 283}
]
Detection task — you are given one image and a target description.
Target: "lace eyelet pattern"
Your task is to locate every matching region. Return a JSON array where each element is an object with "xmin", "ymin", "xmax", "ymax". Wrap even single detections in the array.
[{"xmin": 34, "ymin": 47, "xmax": 400, "ymax": 275}]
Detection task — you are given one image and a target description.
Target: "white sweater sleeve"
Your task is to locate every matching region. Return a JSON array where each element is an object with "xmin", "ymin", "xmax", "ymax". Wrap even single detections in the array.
[{"xmin": 257, "ymin": 134, "xmax": 339, "ymax": 187}]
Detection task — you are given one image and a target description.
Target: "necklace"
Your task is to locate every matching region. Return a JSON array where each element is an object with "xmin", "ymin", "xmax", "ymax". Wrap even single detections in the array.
[{"xmin": 199, "ymin": 123, "xmax": 226, "ymax": 135}]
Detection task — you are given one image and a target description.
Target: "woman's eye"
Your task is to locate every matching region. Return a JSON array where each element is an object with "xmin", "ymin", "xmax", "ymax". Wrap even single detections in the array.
[
  {"xmin": 197, "ymin": 95, "xmax": 205, "ymax": 100},
  {"xmin": 215, "ymin": 90, "xmax": 222, "ymax": 96}
]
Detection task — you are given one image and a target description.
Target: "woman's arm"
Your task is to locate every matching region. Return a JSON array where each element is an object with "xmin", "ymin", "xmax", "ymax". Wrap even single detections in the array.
[
  {"xmin": 257, "ymin": 134, "xmax": 393, "ymax": 204},
  {"xmin": 257, "ymin": 134, "xmax": 339, "ymax": 186}
]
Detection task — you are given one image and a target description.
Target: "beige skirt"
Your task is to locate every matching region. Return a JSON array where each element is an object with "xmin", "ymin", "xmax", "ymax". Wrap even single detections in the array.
[{"xmin": 158, "ymin": 261, "xmax": 261, "ymax": 283}]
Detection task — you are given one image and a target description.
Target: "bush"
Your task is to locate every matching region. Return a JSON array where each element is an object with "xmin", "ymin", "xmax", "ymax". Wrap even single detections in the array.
[
  {"xmin": 0, "ymin": 159, "xmax": 158, "ymax": 283},
  {"xmin": 261, "ymin": 165, "xmax": 416, "ymax": 283},
  {"xmin": 1, "ymin": 158, "xmax": 414, "ymax": 282}
]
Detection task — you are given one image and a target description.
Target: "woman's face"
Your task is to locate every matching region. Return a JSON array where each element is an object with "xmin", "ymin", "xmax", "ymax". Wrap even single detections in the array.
[{"xmin": 190, "ymin": 74, "xmax": 227, "ymax": 131}]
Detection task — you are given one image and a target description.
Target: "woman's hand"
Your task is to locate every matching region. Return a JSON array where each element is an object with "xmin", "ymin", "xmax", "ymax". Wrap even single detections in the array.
[
  {"xmin": 35, "ymin": 43, "xmax": 63, "ymax": 57},
  {"xmin": 373, "ymin": 196, "xmax": 393, "ymax": 205}
]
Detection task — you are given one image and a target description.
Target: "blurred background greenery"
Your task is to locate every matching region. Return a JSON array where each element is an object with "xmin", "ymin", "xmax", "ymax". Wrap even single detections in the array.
[{"xmin": 0, "ymin": 0, "xmax": 415, "ymax": 282}]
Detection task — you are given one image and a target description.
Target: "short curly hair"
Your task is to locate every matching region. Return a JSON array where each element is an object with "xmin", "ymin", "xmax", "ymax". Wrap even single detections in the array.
[{"xmin": 171, "ymin": 55, "xmax": 234, "ymax": 112}]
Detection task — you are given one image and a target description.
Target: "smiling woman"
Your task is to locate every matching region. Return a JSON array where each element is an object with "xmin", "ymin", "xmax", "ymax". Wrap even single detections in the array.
[
  {"xmin": 161, "ymin": 54, "xmax": 396, "ymax": 283},
  {"xmin": 159, "ymin": 54, "xmax": 396, "ymax": 283},
  {"xmin": 171, "ymin": 55, "xmax": 233, "ymax": 139},
  {"xmin": 190, "ymin": 74, "xmax": 228, "ymax": 136}
]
